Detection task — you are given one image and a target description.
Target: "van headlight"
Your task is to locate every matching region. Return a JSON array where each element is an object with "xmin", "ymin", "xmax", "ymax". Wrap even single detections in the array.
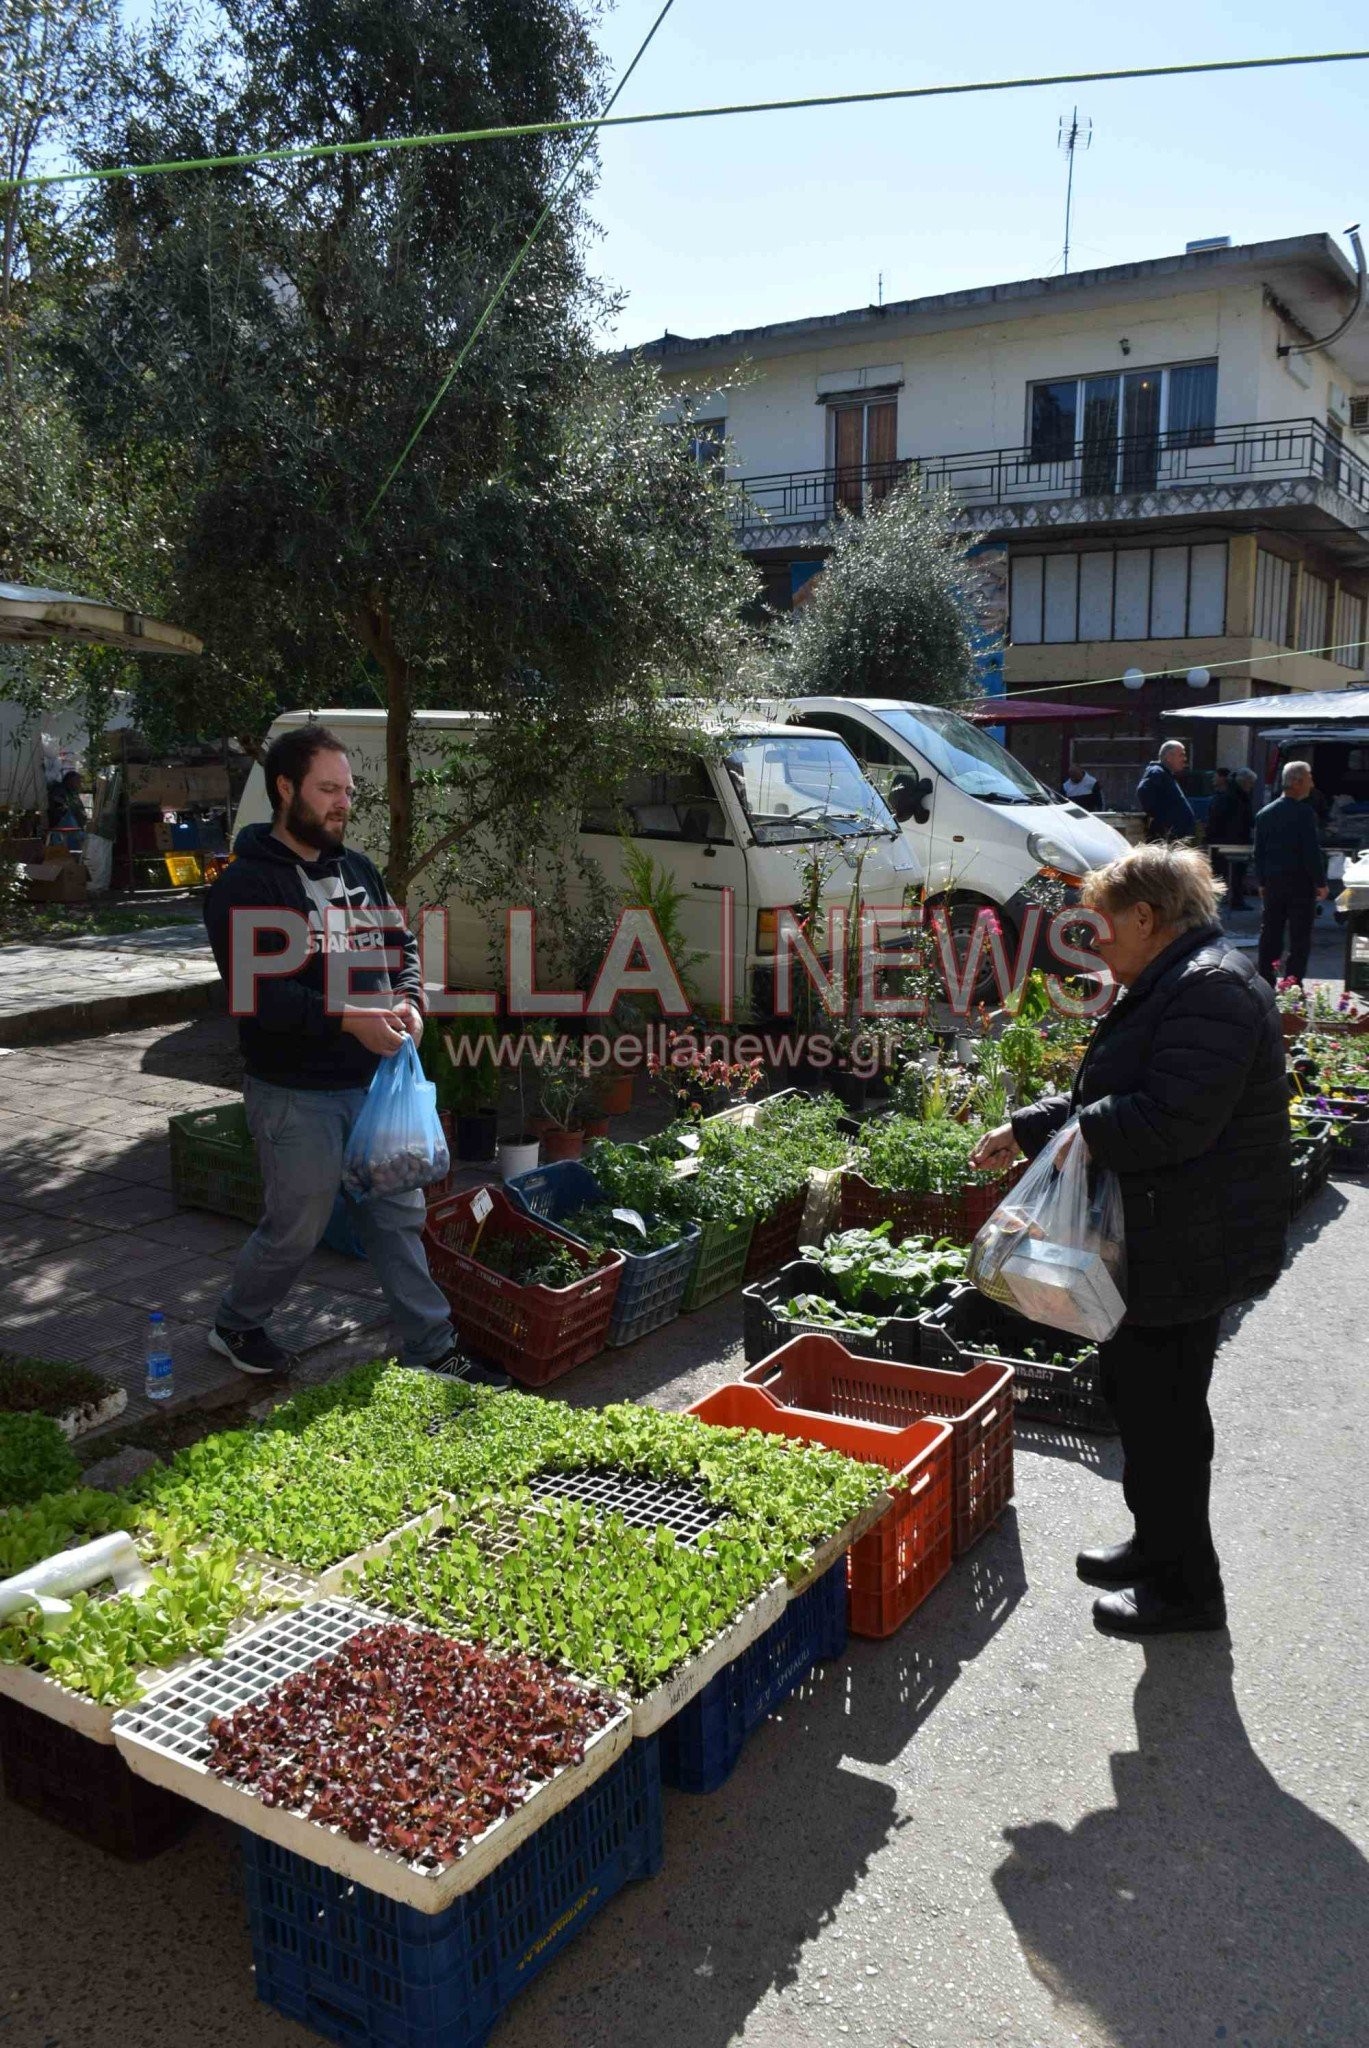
[{"xmin": 1028, "ymin": 832, "xmax": 1084, "ymax": 880}]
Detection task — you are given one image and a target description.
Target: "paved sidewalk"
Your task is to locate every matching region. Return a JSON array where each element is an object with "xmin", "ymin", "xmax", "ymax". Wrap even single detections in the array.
[
  {"xmin": 0, "ymin": 922, "xmax": 222, "ymax": 1043},
  {"xmin": 0, "ymin": 1015, "xmax": 387, "ymax": 1419}
]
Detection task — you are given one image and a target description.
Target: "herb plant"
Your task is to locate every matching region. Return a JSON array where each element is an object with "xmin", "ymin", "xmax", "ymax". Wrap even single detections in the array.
[
  {"xmin": 206, "ymin": 1623, "xmax": 616, "ymax": 1867},
  {"xmin": 853, "ymin": 1115, "xmax": 994, "ymax": 1195},
  {"xmin": 799, "ymin": 1225, "xmax": 967, "ymax": 1309},
  {"xmin": 0, "ymin": 1412, "xmax": 81, "ymax": 1507},
  {"xmin": 559, "ymin": 1206, "xmax": 683, "ymax": 1257},
  {"xmin": 774, "ymin": 1294, "xmax": 886, "ymax": 1335},
  {"xmin": 474, "ymin": 1231, "xmax": 586, "ymax": 1290}
]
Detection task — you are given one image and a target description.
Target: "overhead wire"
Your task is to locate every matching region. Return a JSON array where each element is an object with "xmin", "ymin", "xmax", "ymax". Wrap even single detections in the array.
[
  {"xmin": 970, "ymin": 641, "xmax": 1369, "ymax": 705},
  {"xmin": 2, "ymin": 50, "xmax": 1366, "ymax": 197}
]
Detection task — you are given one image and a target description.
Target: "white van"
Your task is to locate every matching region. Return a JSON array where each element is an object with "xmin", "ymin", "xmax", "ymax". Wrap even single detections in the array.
[
  {"xmin": 784, "ymin": 697, "xmax": 1129, "ymax": 966},
  {"xmin": 233, "ymin": 710, "xmax": 921, "ymax": 1016}
]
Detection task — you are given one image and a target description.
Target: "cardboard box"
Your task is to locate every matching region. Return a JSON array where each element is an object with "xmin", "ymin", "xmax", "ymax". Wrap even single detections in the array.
[{"xmin": 25, "ymin": 850, "xmax": 90, "ymax": 904}]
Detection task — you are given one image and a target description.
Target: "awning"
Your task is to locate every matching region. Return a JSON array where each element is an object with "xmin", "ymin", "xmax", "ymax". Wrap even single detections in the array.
[
  {"xmin": 0, "ymin": 583, "xmax": 202, "ymax": 657},
  {"xmin": 1162, "ymin": 688, "xmax": 1369, "ymax": 726},
  {"xmin": 967, "ymin": 697, "xmax": 1116, "ymax": 725}
]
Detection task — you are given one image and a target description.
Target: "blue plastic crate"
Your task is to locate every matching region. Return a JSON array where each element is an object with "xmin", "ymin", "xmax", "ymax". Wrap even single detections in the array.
[
  {"xmin": 659, "ymin": 1560, "xmax": 848, "ymax": 1795},
  {"xmin": 242, "ymin": 1739, "xmax": 663, "ymax": 2048},
  {"xmin": 505, "ymin": 1161, "xmax": 701, "ymax": 1347}
]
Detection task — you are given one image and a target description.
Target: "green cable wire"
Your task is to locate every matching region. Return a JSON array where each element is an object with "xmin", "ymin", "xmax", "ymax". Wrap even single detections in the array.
[
  {"xmin": 364, "ymin": 0, "xmax": 677, "ymax": 521},
  {"xmin": 2, "ymin": 49, "xmax": 1365, "ymax": 197}
]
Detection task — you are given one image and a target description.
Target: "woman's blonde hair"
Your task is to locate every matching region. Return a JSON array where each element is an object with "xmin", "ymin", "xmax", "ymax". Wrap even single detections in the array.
[{"xmin": 1080, "ymin": 843, "xmax": 1222, "ymax": 932}]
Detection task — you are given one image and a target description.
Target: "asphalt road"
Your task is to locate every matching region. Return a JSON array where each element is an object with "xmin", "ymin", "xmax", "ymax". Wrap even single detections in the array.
[{"xmin": 4, "ymin": 1171, "xmax": 1366, "ymax": 2048}]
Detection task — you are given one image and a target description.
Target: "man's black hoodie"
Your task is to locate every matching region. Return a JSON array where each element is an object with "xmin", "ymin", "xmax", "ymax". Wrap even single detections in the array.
[{"xmin": 204, "ymin": 824, "xmax": 423, "ymax": 1090}]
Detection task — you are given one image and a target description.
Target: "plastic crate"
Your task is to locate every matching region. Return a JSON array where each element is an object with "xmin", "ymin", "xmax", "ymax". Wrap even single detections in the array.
[
  {"xmin": 242, "ymin": 1738, "xmax": 663, "ymax": 2048},
  {"xmin": 742, "ymin": 1258, "xmax": 947, "ymax": 1368},
  {"xmin": 164, "ymin": 851, "xmax": 204, "ymax": 887},
  {"xmin": 680, "ymin": 1212, "xmax": 755, "ymax": 1312},
  {"xmin": 740, "ymin": 1334, "xmax": 1013, "ymax": 1558},
  {"xmin": 688, "ymin": 1378, "xmax": 955, "ymax": 1638},
  {"xmin": 838, "ymin": 1163, "xmax": 1021, "ymax": 1244},
  {"xmin": 743, "ymin": 1188, "xmax": 811, "ymax": 1280},
  {"xmin": 423, "ymin": 1185, "xmax": 623, "ymax": 1385},
  {"xmin": 503, "ymin": 1160, "xmax": 701, "ymax": 1347},
  {"xmin": 658, "ymin": 1561, "xmax": 848, "ymax": 1792},
  {"xmin": 168, "ymin": 1101, "xmax": 264, "ymax": 1222},
  {"xmin": 921, "ymin": 1287, "xmax": 1116, "ymax": 1434},
  {"xmin": 0, "ymin": 1694, "xmax": 196, "ymax": 1860}
]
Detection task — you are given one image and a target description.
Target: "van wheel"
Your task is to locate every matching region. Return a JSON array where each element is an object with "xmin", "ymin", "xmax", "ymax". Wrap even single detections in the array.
[{"xmin": 928, "ymin": 895, "xmax": 1019, "ymax": 1009}]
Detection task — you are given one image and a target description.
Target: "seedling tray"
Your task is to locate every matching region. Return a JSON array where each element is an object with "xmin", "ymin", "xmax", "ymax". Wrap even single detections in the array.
[
  {"xmin": 503, "ymin": 1161, "xmax": 701, "ymax": 1347},
  {"xmin": 689, "ymin": 1377, "xmax": 955, "ymax": 1634},
  {"xmin": 630, "ymin": 1578, "xmax": 789, "ymax": 1739},
  {"xmin": 242, "ymin": 1737, "xmax": 662, "ymax": 2048},
  {"xmin": 168, "ymin": 1101, "xmax": 264, "ymax": 1223},
  {"xmin": 838, "ymin": 1162, "xmax": 1021, "ymax": 1245},
  {"xmin": 659, "ymin": 1559, "xmax": 848, "ymax": 1794},
  {"xmin": 739, "ymin": 1335, "xmax": 1014, "ymax": 1558},
  {"xmin": 423, "ymin": 1186, "xmax": 624, "ymax": 1384},
  {"xmin": 525, "ymin": 1469, "xmax": 723, "ymax": 1547},
  {"xmin": 742, "ymin": 1258, "xmax": 937, "ymax": 1368},
  {"xmin": 921, "ymin": 1287, "xmax": 1116, "ymax": 1435},
  {"xmin": 113, "ymin": 1600, "xmax": 633, "ymax": 1915},
  {"xmin": 0, "ymin": 1692, "xmax": 196, "ymax": 1859}
]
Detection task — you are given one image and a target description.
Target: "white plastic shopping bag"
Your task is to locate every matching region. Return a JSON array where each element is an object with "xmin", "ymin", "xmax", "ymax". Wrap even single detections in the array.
[
  {"xmin": 966, "ymin": 1119, "xmax": 1126, "ymax": 1342},
  {"xmin": 342, "ymin": 1036, "xmax": 450, "ymax": 1198}
]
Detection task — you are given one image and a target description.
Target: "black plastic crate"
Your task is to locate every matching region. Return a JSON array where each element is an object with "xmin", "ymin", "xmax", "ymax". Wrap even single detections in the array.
[
  {"xmin": 742, "ymin": 1259, "xmax": 948, "ymax": 1367},
  {"xmin": 920, "ymin": 1286, "xmax": 1117, "ymax": 1435},
  {"xmin": 0, "ymin": 1695, "xmax": 196, "ymax": 1860}
]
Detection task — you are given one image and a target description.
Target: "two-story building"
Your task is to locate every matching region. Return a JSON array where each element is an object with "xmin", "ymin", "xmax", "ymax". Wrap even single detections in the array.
[{"xmin": 624, "ymin": 234, "xmax": 1369, "ymax": 796}]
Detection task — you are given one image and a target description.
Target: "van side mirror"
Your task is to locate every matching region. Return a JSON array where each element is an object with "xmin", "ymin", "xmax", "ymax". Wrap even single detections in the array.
[{"xmin": 889, "ymin": 774, "xmax": 934, "ymax": 825}]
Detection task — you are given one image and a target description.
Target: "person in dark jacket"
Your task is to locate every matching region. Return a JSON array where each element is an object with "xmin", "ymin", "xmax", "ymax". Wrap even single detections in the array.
[
  {"xmin": 1135, "ymin": 741, "xmax": 1196, "ymax": 842},
  {"xmin": 203, "ymin": 723, "xmax": 504, "ymax": 1385},
  {"xmin": 1205, "ymin": 768, "xmax": 1254, "ymax": 910},
  {"xmin": 1253, "ymin": 759, "xmax": 1328, "ymax": 984},
  {"xmin": 971, "ymin": 845, "xmax": 1289, "ymax": 1638}
]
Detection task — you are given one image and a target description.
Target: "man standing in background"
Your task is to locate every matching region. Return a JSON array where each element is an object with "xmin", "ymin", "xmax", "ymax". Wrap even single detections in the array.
[
  {"xmin": 1136, "ymin": 740, "xmax": 1196, "ymax": 842},
  {"xmin": 1254, "ymin": 760, "xmax": 1328, "ymax": 984},
  {"xmin": 1206, "ymin": 767, "xmax": 1254, "ymax": 911}
]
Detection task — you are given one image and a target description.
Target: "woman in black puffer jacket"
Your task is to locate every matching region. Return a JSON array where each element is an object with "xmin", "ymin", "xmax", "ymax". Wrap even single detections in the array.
[{"xmin": 971, "ymin": 845, "xmax": 1290, "ymax": 1639}]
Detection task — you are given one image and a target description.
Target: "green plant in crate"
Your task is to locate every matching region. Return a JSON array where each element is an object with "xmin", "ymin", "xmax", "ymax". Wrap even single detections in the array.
[
  {"xmin": 853, "ymin": 1115, "xmax": 990, "ymax": 1194},
  {"xmin": 800, "ymin": 1224, "xmax": 967, "ymax": 1310},
  {"xmin": 0, "ymin": 1411, "xmax": 81, "ymax": 1507}
]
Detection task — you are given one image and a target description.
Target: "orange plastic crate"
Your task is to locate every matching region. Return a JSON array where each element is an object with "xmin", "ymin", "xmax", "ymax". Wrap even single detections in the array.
[
  {"xmin": 422, "ymin": 1185, "xmax": 623, "ymax": 1385},
  {"xmin": 743, "ymin": 1334, "xmax": 1014, "ymax": 1558},
  {"xmin": 686, "ymin": 1380, "xmax": 953, "ymax": 1638}
]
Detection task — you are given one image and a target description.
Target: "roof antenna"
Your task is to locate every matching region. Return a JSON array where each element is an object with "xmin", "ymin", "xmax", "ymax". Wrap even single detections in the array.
[
  {"xmin": 1058, "ymin": 107, "xmax": 1092, "ymax": 275},
  {"xmin": 877, "ymin": 270, "xmax": 883, "ymax": 307}
]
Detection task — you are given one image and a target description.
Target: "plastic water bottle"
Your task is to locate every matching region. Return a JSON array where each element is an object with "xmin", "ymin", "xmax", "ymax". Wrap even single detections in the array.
[{"xmin": 144, "ymin": 1310, "xmax": 174, "ymax": 1402}]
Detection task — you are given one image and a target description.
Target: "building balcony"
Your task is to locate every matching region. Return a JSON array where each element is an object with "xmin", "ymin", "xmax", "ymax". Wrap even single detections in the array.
[{"xmin": 732, "ymin": 416, "xmax": 1369, "ymax": 561}]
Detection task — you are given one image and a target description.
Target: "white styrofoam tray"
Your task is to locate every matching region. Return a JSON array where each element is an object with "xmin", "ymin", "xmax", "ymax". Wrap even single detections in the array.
[
  {"xmin": 113, "ymin": 1598, "xmax": 633, "ymax": 1914},
  {"xmin": 629, "ymin": 1576, "xmax": 788, "ymax": 1738}
]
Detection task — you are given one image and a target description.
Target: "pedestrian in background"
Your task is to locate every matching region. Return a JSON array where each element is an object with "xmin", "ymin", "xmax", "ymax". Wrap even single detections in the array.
[
  {"xmin": 1135, "ymin": 740, "xmax": 1195, "ymax": 842},
  {"xmin": 969, "ymin": 845, "xmax": 1289, "ymax": 1637},
  {"xmin": 1206, "ymin": 767, "xmax": 1254, "ymax": 911},
  {"xmin": 1063, "ymin": 757, "xmax": 1103, "ymax": 811},
  {"xmin": 1254, "ymin": 760, "xmax": 1328, "ymax": 984}
]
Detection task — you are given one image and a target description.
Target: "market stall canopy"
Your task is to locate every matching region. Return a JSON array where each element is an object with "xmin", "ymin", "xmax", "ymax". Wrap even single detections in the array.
[
  {"xmin": 967, "ymin": 698, "xmax": 1115, "ymax": 724},
  {"xmin": 1162, "ymin": 689, "xmax": 1369, "ymax": 726},
  {"xmin": 0, "ymin": 583, "xmax": 202, "ymax": 657}
]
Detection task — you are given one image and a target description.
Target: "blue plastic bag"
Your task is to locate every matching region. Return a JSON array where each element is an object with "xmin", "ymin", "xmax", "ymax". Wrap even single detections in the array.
[{"xmin": 341, "ymin": 1036, "xmax": 450, "ymax": 1198}]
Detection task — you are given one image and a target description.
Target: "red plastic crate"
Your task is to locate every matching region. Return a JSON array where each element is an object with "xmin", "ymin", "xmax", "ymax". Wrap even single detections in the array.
[
  {"xmin": 686, "ymin": 1380, "xmax": 953, "ymax": 1638},
  {"xmin": 423, "ymin": 1185, "xmax": 623, "ymax": 1386},
  {"xmin": 742, "ymin": 1334, "xmax": 1014, "ymax": 1557},
  {"xmin": 837, "ymin": 1162, "xmax": 1022, "ymax": 1244},
  {"xmin": 743, "ymin": 1189, "xmax": 810, "ymax": 1280}
]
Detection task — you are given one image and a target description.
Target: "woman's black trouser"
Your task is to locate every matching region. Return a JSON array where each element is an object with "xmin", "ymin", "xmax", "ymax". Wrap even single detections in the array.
[{"xmin": 1097, "ymin": 1313, "xmax": 1224, "ymax": 1602}]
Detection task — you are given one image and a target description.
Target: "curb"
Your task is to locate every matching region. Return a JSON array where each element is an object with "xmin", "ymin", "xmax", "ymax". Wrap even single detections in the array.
[{"xmin": 0, "ymin": 976, "xmax": 224, "ymax": 1046}]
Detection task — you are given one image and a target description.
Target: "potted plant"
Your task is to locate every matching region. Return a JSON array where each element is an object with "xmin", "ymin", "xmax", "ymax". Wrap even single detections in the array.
[
  {"xmin": 499, "ymin": 1041, "xmax": 545, "ymax": 1181},
  {"xmin": 538, "ymin": 1064, "xmax": 591, "ymax": 1161},
  {"xmin": 437, "ymin": 1018, "xmax": 501, "ymax": 1163}
]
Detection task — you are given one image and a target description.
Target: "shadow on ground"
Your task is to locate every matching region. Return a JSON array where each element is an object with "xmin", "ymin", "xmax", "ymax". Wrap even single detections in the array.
[{"xmin": 993, "ymin": 1639, "xmax": 1369, "ymax": 2045}]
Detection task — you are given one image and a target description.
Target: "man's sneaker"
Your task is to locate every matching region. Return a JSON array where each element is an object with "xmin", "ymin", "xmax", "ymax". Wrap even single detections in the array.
[
  {"xmin": 209, "ymin": 1323, "xmax": 298, "ymax": 1378},
  {"xmin": 421, "ymin": 1346, "xmax": 512, "ymax": 1392}
]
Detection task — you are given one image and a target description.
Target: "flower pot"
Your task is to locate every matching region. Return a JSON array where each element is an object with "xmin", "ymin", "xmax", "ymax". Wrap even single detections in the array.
[
  {"xmin": 498, "ymin": 1136, "xmax": 540, "ymax": 1181},
  {"xmin": 542, "ymin": 1127, "xmax": 585, "ymax": 1162},
  {"xmin": 599, "ymin": 1074, "xmax": 634, "ymax": 1117},
  {"xmin": 455, "ymin": 1109, "xmax": 498, "ymax": 1163},
  {"xmin": 581, "ymin": 1115, "xmax": 611, "ymax": 1140},
  {"xmin": 527, "ymin": 1115, "xmax": 554, "ymax": 1139}
]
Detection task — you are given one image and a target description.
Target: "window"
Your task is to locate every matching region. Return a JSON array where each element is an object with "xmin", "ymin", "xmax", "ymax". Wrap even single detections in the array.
[
  {"xmin": 878, "ymin": 708, "xmax": 1051, "ymax": 803},
  {"xmin": 1297, "ymin": 570, "xmax": 1331, "ymax": 655},
  {"xmin": 1254, "ymin": 550, "xmax": 1293, "ymax": 645},
  {"xmin": 793, "ymin": 711, "xmax": 902, "ymax": 769},
  {"xmin": 1009, "ymin": 544, "xmax": 1228, "ymax": 644},
  {"xmin": 1334, "ymin": 590, "xmax": 1367, "ymax": 671},
  {"xmin": 722, "ymin": 734, "xmax": 897, "ymax": 845},
  {"xmin": 1026, "ymin": 359, "xmax": 1218, "ymax": 485},
  {"xmin": 581, "ymin": 760, "xmax": 730, "ymax": 842},
  {"xmin": 687, "ymin": 418, "xmax": 726, "ymax": 469},
  {"xmin": 830, "ymin": 398, "xmax": 898, "ymax": 513}
]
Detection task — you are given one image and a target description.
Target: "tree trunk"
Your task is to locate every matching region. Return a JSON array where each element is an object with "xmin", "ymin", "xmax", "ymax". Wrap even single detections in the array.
[{"xmin": 355, "ymin": 594, "xmax": 412, "ymax": 895}]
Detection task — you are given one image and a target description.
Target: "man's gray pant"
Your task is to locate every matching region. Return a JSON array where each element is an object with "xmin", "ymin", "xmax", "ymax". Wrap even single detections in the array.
[{"xmin": 216, "ymin": 1076, "xmax": 453, "ymax": 1367}]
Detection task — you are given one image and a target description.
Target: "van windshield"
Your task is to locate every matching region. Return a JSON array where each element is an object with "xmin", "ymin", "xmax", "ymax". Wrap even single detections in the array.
[
  {"xmin": 881, "ymin": 707, "xmax": 1051, "ymax": 804},
  {"xmin": 724, "ymin": 734, "xmax": 898, "ymax": 845}
]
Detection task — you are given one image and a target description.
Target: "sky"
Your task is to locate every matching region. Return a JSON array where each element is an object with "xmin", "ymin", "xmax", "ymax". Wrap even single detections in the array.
[{"xmin": 585, "ymin": 0, "xmax": 1367, "ymax": 346}]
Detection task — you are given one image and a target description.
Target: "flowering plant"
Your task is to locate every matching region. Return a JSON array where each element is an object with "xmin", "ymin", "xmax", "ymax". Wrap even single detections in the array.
[
  {"xmin": 646, "ymin": 1033, "xmax": 763, "ymax": 1120},
  {"xmin": 1274, "ymin": 976, "xmax": 1307, "ymax": 1015}
]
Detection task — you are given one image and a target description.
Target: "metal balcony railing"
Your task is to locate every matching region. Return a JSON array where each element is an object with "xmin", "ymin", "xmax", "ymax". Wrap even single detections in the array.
[{"xmin": 732, "ymin": 416, "xmax": 1369, "ymax": 530}]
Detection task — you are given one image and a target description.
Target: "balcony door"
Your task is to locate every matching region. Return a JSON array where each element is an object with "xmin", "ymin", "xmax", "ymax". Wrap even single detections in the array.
[
  {"xmin": 832, "ymin": 398, "xmax": 897, "ymax": 514},
  {"xmin": 1080, "ymin": 372, "xmax": 1161, "ymax": 494}
]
